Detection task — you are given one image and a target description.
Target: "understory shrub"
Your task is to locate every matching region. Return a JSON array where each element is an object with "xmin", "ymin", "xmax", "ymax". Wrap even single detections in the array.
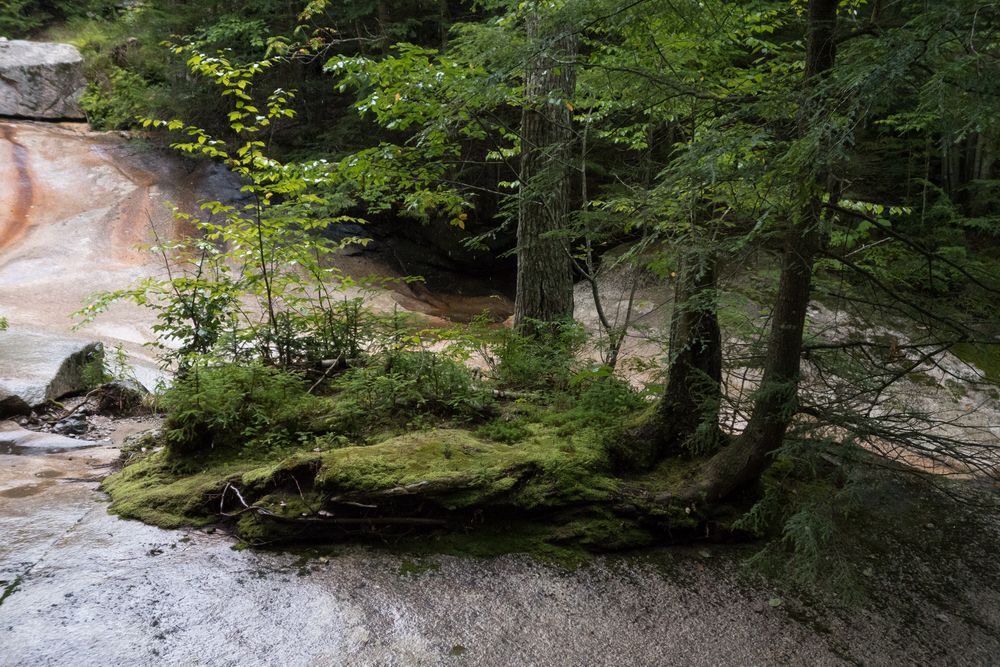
[
  {"xmin": 733, "ymin": 441, "xmax": 883, "ymax": 602},
  {"xmin": 476, "ymin": 417, "xmax": 531, "ymax": 443},
  {"xmin": 80, "ymin": 69, "xmax": 154, "ymax": 130},
  {"xmin": 162, "ymin": 364, "xmax": 324, "ymax": 456},
  {"xmin": 325, "ymin": 350, "xmax": 493, "ymax": 435},
  {"xmin": 0, "ymin": 0, "xmax": 49, "ymax": 36},
  {"xmin": 466, "ymin": 318, "xmax": 586, "ymax": 391}
]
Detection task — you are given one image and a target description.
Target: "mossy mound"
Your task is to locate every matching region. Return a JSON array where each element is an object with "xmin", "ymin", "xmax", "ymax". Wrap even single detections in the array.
[
  {"xmin": 102, "ymin": 425, "xmax": 701, "ymax": 554},
  {"xmin": 313, "ymin": 428, "xmax": 620, "ymax": 510},
  {"xmin": 102, "ymin": 454, "xmax": 258, "ymax": 529}
]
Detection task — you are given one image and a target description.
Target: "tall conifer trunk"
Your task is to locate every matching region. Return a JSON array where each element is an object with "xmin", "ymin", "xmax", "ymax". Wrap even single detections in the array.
[
  {"xmin": 658, "ymin": 249, "xmax": 722, "ymax": 454},
  {"xmin": 619, "ymin": 245, "xmax": 723, "ymax": 471},
  {"xmin": 513, "ymin": 12, "xmax": 577, "ymax": 330}
]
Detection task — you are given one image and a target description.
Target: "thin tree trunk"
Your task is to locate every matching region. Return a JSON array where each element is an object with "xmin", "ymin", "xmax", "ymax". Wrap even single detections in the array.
[
  {"xmin": 619, "ymin": 246, "xmax": 722, "ymax": 471},
  {"xmin": 685, "ymin": 0, "xmax": 839, "ymax": 503},
  {"xmin": 657, "ymin": 249, "xmax": 722, "ymax": 452},
  {"xmin": 439, "ymin": 0, "xmax": 450, "ymax": 49},
  {"xmin": 513, "ymin": 12, "xmax": 577, "ymax": 331}
]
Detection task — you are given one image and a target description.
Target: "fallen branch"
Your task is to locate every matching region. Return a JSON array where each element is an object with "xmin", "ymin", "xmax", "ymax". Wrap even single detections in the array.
[
  {"xmin": 307, "ymin": 354, "xmax": 343, "ymax": 394},
  {"xmin": 219, "ymin": 482, "xmax": 447, "ymax": 528}
]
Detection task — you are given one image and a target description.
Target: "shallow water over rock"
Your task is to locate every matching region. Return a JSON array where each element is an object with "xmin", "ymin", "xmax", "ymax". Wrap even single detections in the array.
[{"xmin": 0, "ymin": 420, "xmax": 101, "ymax": 456}]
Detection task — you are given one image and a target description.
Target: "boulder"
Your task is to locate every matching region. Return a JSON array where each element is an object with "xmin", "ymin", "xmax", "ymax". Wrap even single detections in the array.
[
  {"xmin": 0, "ymin": 388, "xmax": 31, "ymax": 417},
  {"xmin": 52, "ymin": 415, "xmax": 89, "ymax": 436},
  {"xmin": 0, "ymin": 39, "xmax": 86, "ymax": 120},
  {"xmin": 0, "ymin": 328, "xmax": 103, "ymax": 407}
]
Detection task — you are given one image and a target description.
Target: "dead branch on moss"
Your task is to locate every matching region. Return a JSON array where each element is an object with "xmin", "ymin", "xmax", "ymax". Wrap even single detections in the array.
[{"xmin": 219, "ymin": 482, "xmax": 448, "ymax": 528}]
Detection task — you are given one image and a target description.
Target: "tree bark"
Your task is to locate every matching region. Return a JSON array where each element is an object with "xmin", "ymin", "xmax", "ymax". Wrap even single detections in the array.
[
  {"xmin": 438, "ymin": 0, "xmax": 450, "ymax": 49},
  {"xmin": 685, "ymin": 0, "xmax": 839, "ymax": 503},
  {"xmin": 656, "ymin": 248, "xmax": 722, "ymax": 452},
  {"xmin": 618, "ymin": 246, "xmax": 722, "ymax": 471},
  {"xmin": 513, "ymin": 12, "xmax": 578, "ymax": 331}
]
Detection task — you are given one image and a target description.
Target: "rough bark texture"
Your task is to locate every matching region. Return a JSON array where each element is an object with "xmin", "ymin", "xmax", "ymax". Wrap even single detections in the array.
[
  {"xmin": 513, "ymin": 14, "xmax": 577, "ymax": 330},
  {"xmin": 625, "ymin": 250, "xmax": 722, "ymax": 461},
  {"xmin": 616, "ymin": 248, "xmax": 723, "ymax": 471},
  {"xmin": 686, "ymin": 219, "xmax": 822, "ymax": 501},
  {"xmin": 657, "ymin": 250, "xmax": 722, "ymax": 451},
  {"xmin": 687, "ymin": 0, "xmax": 839, "ymax": 503}
]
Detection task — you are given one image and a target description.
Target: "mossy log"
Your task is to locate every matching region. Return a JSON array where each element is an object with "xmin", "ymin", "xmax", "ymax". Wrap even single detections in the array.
[{"xmin": 103, "ymin": 428, "xmax": 707, "ymax": 548}]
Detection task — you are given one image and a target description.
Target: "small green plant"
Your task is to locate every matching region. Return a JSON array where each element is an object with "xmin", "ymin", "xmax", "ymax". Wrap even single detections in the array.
[
  {"xmin": 76, "ymin": 45, "xmax": 373, "ymax": 371},
  {"xmin": 80, "ymin": 69, "xmax": 154, "ymax": 130},
  {"xmin": 476, "ymin": 417, "xmax": 530, "ymax": 443},
  {"xmin": 733, "ymin": 444, "xmax": 872, "ymax": 602},
  {"xmin": 81, "ymin": 342, "xmax": 141, "ymax": 390},
  {"xmin": 326, "ymin": 350, "xmax": 492, "ymax": 435},
  {"xmin": 105, "ymin": 343, "xmax": 141, "ymax": 384},
  {"xmin": 459, "ymin": 317, "xmax": 586, "ymax": 392},
  {"xmin": 161, "ymin": 363, "xmax": 323, "ymax": 456},
  {"xmin": 572, "ymin": 369, "xmax": 647, "ymax": 417},
  {"xmin": 81, "ymin": 347, "xmax": 113, "ymax": 390}
]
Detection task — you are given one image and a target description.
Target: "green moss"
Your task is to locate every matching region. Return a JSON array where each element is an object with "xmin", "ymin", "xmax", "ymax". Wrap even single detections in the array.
[
  {"xmin": 605, "ymin": 405, "xmax": 661, "ymax": 472},
  {"xmin": 400, "ymin": 519, "xmax": 595, "ymax": 570},
  {"xmin": 315, "ymin": 428, "xmax": 620, "ymax": 510},
  {"xmin": 951, "ymin": 342, "xmax": 1000, "ymax": 383},
  {"xmin": 549, "ymin": 512, "xmax": 654, "ymax": 551},
  {"xmin": 102, "ymin": 450, "xmax": 258, "ymax": 528},
  {"xmin": 630, "ymin": 456, "xmax": 704, "ymax": 492},
  {"xmin": 103, "ymin": 418, "xmax": 701, "ymax": 554},
  {"xmin": 239, "ymin": 451, "xmax": 324, "ymax": 491}
]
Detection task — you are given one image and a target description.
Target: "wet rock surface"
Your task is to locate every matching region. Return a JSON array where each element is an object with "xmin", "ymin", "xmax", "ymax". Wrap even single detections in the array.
[
  {"xmin": 0, "ymin": 328, "xmax": 103, "ymax": 408},
  {"xmin": 0, "ymin": 420, "xmax": 100, "ymax": 455},
  {"xmin": 51, "ymin": 415, "xmax": 88, "ymax": 436},
  {"xmin": 1, "ymin": 424, "xmax": 998, "ymax": 666},
  {"xmin": 0, "ymin": 40, "xmax": 86, "ymax": 120}
]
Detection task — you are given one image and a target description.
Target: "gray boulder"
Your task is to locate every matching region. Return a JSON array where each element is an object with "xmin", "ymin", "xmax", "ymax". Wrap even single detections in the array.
[
  {"xmin": 0, "ymin": 39, "xmax": 86, "ymax": 120},
  {"xmin": 0, "ymin": 328, "xmax": 103, "ymax": 407},
  {"xmin": 0, "ymin": 388, "xmax": 31, "ymax": 417}
]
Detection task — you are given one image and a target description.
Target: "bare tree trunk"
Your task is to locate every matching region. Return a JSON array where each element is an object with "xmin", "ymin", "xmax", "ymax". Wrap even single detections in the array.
[
  {"xmin": 513, "ymin": 12, "xmax": 577, "ymax": 331},
  {"xmin": 439, "ymin": 0, "xmax": 450, "ymax": 49},
  {"xmin": 684, "ymin": 0, "xmax": 839, "ymax": 503},
  {"xmin": 657, "ymin": 249, "xmax": 722, "ymax": 450},
  {"xmin": 377, "ymin": 1, "xmax": 391, "ymax": 44},
  {"xmin": 618, "ymin": 247, "xmax": 722, "ymax": 470}
]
